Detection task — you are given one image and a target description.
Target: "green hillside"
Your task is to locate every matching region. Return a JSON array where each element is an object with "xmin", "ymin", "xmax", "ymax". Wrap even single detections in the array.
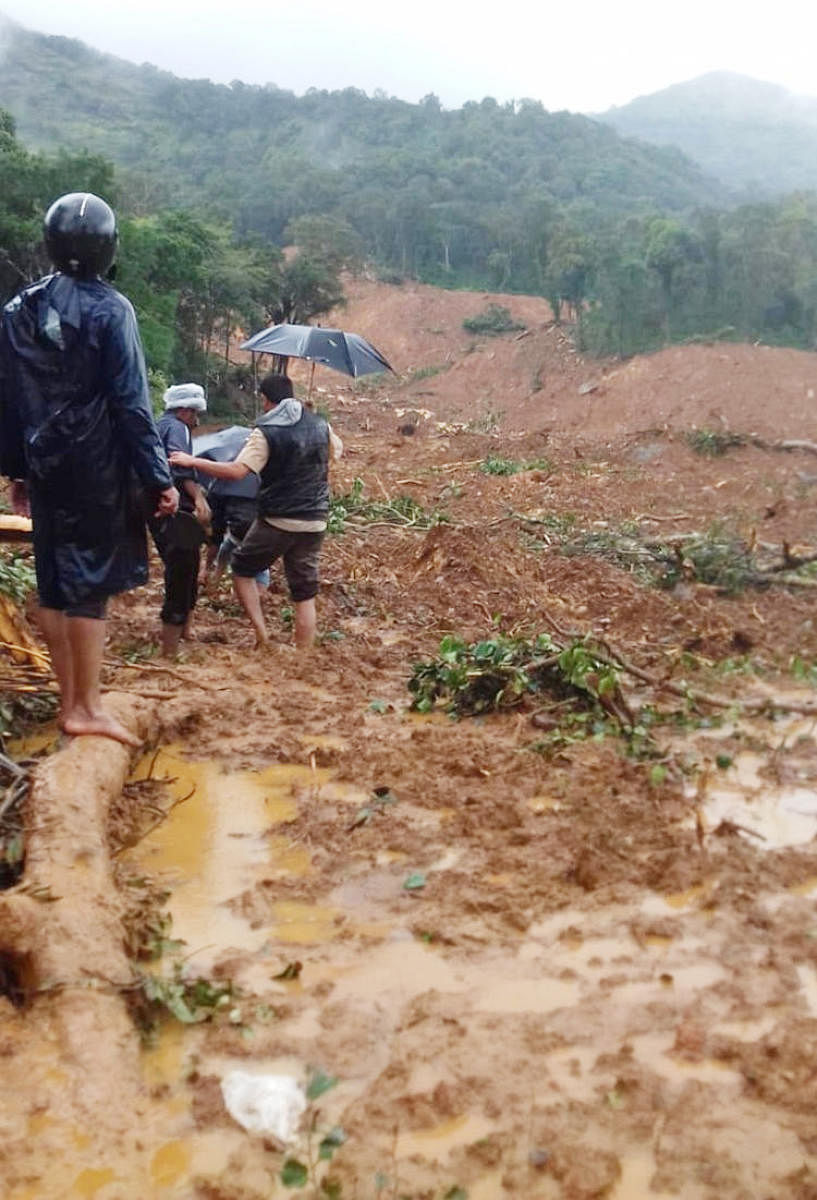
[
  {"xmin": 0, "ymin": 17, "xmax": 727, "ymax": 292},
  {"xmin": 3, "ymin": 18, "xmax": 817, "ymax": 368},
  {"xmin": 599, "ymin": 72, "xmax": 817, "ymax": 195}
]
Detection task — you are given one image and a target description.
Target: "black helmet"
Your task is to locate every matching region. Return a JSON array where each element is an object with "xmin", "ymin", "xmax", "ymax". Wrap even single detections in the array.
[{"xmin": 43, "ymin": 192, "xmax": 118, "ymax": 277}]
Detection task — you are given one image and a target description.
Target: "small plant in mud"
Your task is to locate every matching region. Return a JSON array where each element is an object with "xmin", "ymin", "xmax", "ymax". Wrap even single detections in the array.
[
  {"xmin": 528, "ymin": 701, "xmax": 680, "ymax": 764},
  {"xmin": 479, "ymin": 454, "xmax": 552, "ymax": 476},
  {"xmin": 685, "ymin": 428, "xmax": 746, "ymax": 457},
  {"xmin": 279, "ymin": 1068, "xmax": 348, "ymax": 1197},
  {"xmin": 409, "ymin": 631, "xmax": 627, "ymax": 723},
  {"xmin": 130, "ymin": 960, "xmax": 235, "ymax": 1036},
  {"xmin": 328, "ymin": 478, "xmax": 446, "ymax": 533},
  {"xmin": 405, "ymin": 363, "xmax": 450, "ymax": 383},
  {"xmin": 116, "ymin": 639, "xmax": 160, "ymax": 665},
  {"xmin": 462, "ymin": 304, "xmax": 526, "ymax": 336},
  {"xmin": 464, "ymin": 406, "xmax": 503, "ymax": 433},
  {"xmin": 791, "ymin": 655, "xmax": 817, "ymax": 687}
]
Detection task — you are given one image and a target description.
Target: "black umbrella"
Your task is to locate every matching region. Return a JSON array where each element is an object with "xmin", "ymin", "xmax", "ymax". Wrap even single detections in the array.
[{"xmin": 240, "ymin": 324, "xmax": 393, "ymax": 378}]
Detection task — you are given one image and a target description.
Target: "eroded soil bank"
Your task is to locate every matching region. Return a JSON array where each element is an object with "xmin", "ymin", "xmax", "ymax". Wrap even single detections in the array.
[{"xmin": 4, "ymin": 285, "xmax": 817, "ymax": 1198}]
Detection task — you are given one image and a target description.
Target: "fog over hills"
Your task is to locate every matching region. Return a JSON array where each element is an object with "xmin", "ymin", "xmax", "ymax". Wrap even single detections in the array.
[
  {"xmin": 598, "ymin": 72, "xmax": 817, "ymax": 195},
  {"xmin": 0, "ymin": 17, "xmax": 726, "ymax": 227}
]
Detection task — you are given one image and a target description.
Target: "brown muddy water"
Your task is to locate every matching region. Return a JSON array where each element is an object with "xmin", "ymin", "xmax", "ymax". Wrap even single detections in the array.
[
  {"xmin": 10, "ymin": 711, "xmax": 817, "ymax": 1199},
  {"xmin": 129, "ymin": 731, "xmax": 817, "ymax": 1195}
]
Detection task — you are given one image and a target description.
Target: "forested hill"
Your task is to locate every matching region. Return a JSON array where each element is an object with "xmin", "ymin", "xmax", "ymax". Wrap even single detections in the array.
[
  {"xmin": 4, "ymin": 17, "xmax": 817, "ymax": 368},
  {"xmin": 0, "ymin": 18, "xmax": 727, "ymax": 287},
  {"xmin": 599, "ymin": 73, "xmax": 817, "ymax": 196}
]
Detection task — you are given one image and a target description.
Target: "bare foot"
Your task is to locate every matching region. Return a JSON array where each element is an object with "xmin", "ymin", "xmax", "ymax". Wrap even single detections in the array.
[{"xmin": 62, "ymin": 708, "xmax": 143, "ymax": 748}]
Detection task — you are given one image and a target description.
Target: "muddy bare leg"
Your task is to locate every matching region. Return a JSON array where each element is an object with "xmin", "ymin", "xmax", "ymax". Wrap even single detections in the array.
[
  {"xmin": 160, "ymin": 622, "xmax": 184, "ymax": 659},
  {"xmin": 234, "ymin": 573, "xmax": 268, "ymax": 645},
  {"xmin": 37, "ymin": 606, "xmax": 74, "ymax": 723},
  {"xmin": 60, "ymin": 617, "xmax": 142, "ymax": 746},
  {"xmin": 294, "ymin": 598, "xmax": 317, "ymax": 649}
]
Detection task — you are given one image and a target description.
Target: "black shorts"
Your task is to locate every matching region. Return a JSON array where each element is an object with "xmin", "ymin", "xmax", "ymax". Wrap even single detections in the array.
[
  {"xmin": 32, "ymin": 528, "xmax": 108, "ymax": 618},
  {"xmin": 231, "ymin": 521, "xmax": 324, "ymax": 602}
]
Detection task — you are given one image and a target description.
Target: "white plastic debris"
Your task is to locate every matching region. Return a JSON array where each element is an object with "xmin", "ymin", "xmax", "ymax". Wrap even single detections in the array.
[{"xmin": 220, "ymin": 1071, "xmax": 307, "ymax": 1141}]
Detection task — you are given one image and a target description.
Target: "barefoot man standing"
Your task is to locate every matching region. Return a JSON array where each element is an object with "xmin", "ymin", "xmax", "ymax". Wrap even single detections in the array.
[
  {"xmin": 170, "ymin": 373, "xmax": 341, "ymax": 649},
  {"xmin": 0, "ymin": 192, "xmax": 178, "ymax": 745}
]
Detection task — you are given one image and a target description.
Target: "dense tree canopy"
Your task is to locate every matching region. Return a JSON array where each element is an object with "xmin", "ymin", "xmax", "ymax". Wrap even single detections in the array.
[{"xmin": 0, "ymin": 110, "xmax": 348, "ymax": 412}]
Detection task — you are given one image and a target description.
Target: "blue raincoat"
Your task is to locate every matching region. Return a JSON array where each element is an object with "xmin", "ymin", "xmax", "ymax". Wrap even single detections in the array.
[{"xmin": 0, "ymin": 273, "xmax": 172, "ymax": 606}]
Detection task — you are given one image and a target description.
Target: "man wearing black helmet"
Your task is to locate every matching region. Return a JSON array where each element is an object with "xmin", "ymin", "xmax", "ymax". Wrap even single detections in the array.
[{"xmin": 0, "ymin": 192, "xmax": 178, "ymax": 746}]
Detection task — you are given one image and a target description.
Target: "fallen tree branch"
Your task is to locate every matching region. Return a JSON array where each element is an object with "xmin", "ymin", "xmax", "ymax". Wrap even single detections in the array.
[{"xmin": 597, "ymin": 637, "xmax": 817, "ymax": 717}]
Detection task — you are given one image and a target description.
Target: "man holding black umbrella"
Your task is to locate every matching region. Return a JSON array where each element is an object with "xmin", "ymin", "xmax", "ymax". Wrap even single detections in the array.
[{"xmin": 169, "ymin": 373, "xmax": 341, "ymax": 649}]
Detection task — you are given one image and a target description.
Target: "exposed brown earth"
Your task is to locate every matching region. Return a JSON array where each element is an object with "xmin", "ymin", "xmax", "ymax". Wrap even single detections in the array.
[{"xmin": 4, "ymin": 277, "xmax": 817, "ymax": 1198}]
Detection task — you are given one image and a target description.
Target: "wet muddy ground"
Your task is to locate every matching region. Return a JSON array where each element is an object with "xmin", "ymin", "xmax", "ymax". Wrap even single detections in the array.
[{"xmin": 5, "ymin": 298, "xmax": 817, "ymax": 1198}]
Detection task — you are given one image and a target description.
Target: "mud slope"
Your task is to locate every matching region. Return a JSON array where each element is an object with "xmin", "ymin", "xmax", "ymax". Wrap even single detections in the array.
[
  {"xmin": 332, "ymin": 277, "xmax": 817, "ymax": 439},
  {"xmin": 4, "ymin": 278, "xmax": 817, "ymax": 1199}
]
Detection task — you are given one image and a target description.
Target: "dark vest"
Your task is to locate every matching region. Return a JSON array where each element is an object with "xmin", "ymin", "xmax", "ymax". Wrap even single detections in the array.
[{"xmin": 257, "ymin": 408, "xmax": 330, "ymax": 521}]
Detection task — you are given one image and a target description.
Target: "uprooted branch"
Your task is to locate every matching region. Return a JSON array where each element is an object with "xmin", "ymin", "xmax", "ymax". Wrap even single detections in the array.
[
  {"xmin": 587, "ymin": 632, "xmax": 817, "ymax": 719},
  {"xmin": 409, "ymin": 629, "xmax": 634, "ymax": 727}
]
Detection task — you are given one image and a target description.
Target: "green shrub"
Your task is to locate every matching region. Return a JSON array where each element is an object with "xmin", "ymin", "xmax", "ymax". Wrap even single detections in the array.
[
  {"xmin": 685, "ymin": 428, "xmax": 745, "ymax": 457},
  {"xmin": 480, "ymin": 455, "xmax": 552, "ymax": 476},
  {"xmin": 462, "ymin": 304, "xmax": 526, "ymax": 336}
]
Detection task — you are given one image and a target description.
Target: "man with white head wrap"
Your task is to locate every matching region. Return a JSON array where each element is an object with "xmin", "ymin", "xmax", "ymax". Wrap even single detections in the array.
[{"xmin": 152, "ymin": 383, "xmax": 211, "ymax": 658}]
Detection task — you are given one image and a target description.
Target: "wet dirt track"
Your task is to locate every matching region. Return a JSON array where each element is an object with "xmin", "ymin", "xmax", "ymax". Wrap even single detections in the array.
[{"xmin": 5, "ymin": 280, "xmax": 817, "ymax": 1198}]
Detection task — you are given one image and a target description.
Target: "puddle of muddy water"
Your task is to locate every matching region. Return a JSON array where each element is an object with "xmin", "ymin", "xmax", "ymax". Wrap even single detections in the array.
[
  {"xmin": 611, "ymin": 1152, "xmax": 685, "ymax": 1199},
  {"xmin": 701, "ymin": 775, "xmax": 817, "ymax": 846},
  {"xmin": 7, "ymin": 722, "xmax": 61, "ymax": 758},
  {"xmin": 127, "ymin": 747, "xmax": 326, "ymax": 966},
  {"xmin": 395, "ymin": 1113, "xmax": 496, "ymax": 1161},
  {"xmin": 44, "ymin": 721, "xmax": 815, "ymax": 1199},
  {"xmin": 689, "ymin": 711, "xmax": 817, "ymax": 848}
]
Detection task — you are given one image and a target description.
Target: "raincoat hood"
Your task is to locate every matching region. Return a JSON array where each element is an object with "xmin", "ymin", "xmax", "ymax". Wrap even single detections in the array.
[
  {"xmin": 257, "ymin": 397, "xmax": 303, "ymax": 428},
  {"xmin": 0, "ymin": 272, "xmax": 171, "ymax": 605}
]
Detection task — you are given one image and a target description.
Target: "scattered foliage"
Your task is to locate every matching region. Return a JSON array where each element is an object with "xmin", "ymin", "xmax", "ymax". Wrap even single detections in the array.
[
  {"xmin": 685, "ymin": 428, "xmax": 746, "ymax": 456},
  {"xmin": 0, "ymin": 755, "xmax": 28, "ymax": 889},
  {"xmin": 523, "ymin": 513, "xmax": 807, "ymax": 595},
  {"xmin": 130, "ymin": 961, "xmax": 234, "ymax": 1034},
  {"xmin": 479, "ymin": 454, "xmax": 552, "ymax": 476},
  {"xmin": 409, "ymin": 631, "xmax": 624, "ymax": 720},
  {"xmin": 329, "ymin": 478, "xmax": 446, "ymax": 533},
  {"xmin": 0, "ymin": 553, "xmax": 36, "ymax": 604},
  {"xmin": 462, "ymin": 304, "xmax": 526, "ymax": 336}
]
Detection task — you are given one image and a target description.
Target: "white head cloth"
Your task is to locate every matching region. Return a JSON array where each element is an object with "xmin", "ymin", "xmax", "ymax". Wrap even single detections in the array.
[{"xmin": 164, "ymin": 382, "xmax": 207, "ymax": 412}]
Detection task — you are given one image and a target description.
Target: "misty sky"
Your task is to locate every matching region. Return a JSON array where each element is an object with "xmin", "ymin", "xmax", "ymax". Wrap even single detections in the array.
[{"xmin": 0, "ymin": 0, "xmax": 815, "ymax": 112}]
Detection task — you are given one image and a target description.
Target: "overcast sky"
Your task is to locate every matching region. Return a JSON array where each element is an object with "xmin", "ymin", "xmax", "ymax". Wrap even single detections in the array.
[{"xmin": 0, "ymin": 0, "xmax": 815, "ymax": 113}]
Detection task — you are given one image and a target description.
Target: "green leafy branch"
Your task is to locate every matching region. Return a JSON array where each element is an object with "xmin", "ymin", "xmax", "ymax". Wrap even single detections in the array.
[
  {"xmin": 130, "ymin": 960, "xmax": 235, "ymax": 1033},
  {"xmin": 0, "ymin": 552, "xmax": 36, "ymax": 604},
  {"xmin": 409, "ymin": 631, "xmax": 628, "ymax": 723},
  {"xmin": 329, "ymin": 478, "xmax": 446, "ymax": 534}
]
